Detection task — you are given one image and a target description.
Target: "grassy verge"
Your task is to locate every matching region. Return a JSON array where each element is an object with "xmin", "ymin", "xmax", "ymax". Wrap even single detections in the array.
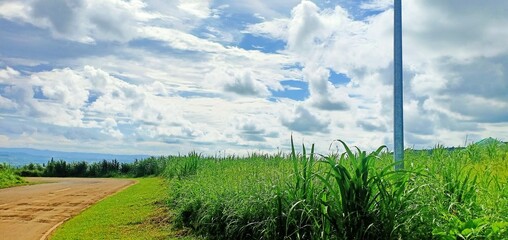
[
  {"xmin": 0, "ymin": 163, "xmax": 27, "ymax": 189},
  {"xmin": 51, "ymin": 177, "xmax": 193, "ymax": 240}
]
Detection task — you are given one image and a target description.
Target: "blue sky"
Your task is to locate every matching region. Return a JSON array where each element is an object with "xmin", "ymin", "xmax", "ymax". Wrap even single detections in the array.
[{"xmin": 0, "ymin": 0, "xmax": 507, "ymax": 155}]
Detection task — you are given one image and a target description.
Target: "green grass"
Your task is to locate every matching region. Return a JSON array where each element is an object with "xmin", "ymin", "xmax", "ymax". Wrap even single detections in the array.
[
  {"xmin": 0, "ymin": 163, "xmax": 27, "ymax": 189},
  {"xmin": 15, "ymin": 140, "xmax": 508, "ymax": 239},
  {"xmin": 163, "ymin": 141, "xmax": 508, "ymax": 239},
  {"xmin": 51, "ymin": 178, "xmax": 195, "ymax": 240}
]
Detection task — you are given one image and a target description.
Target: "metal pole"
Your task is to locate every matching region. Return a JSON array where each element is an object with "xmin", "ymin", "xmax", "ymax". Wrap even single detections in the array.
[{"xmin": 394, "ymin": 0, "xmax": 404, "ymax": 170}]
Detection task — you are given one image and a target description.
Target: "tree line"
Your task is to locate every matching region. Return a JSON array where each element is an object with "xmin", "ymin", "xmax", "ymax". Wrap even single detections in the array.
[{"xmin": 17, "ymin": 157, "xmax": 167, "ymax": 178}]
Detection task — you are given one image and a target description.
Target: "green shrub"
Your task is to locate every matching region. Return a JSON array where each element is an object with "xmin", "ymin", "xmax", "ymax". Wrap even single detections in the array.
[{"xmin": 0, "ymin": 163, "xmax": 26, "ymax": 188}]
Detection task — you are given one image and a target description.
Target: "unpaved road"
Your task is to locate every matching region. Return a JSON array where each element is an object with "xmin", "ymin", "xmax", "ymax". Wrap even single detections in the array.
[{"xmin": 0, "ymin": 177, "xmax": 136, "ymax": 240}]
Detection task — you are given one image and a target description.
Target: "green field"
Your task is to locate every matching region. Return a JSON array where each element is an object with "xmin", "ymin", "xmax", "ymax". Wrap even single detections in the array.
[{"xmin": 50, "ymin": 178, "xmax": 194, "ymax": 240}]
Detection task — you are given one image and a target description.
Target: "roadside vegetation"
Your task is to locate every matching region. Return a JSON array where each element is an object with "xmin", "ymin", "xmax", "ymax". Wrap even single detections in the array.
[
  {"xmin": 16, "ymin": 157, "xmax": 168, "ymax": 178},
  {"xmin": 0, "ymin": 163, "xmax": 27, "ymax": 188},
  {"xmin": 6, "ymin": 138, "xmax": 508, "ymax": 239},
  {"xmin": 50, "ymin": 178, "xmax": 193, "ymax": 240},
  {"xmin": 163, "ymin": 139, "xmax": 508, "ymax": 239}
]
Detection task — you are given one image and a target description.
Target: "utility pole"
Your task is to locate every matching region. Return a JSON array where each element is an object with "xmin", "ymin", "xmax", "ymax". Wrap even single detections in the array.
[{"xmin": 394, "ymin": 0, "xmax": 404, "ymax": 170}]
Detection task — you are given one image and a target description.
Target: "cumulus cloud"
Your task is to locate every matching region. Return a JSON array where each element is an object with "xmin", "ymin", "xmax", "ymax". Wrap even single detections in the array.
[
  {"xmin": 303, "ymin": 64, "xmax": 350, "ymax": 111},
  {"xmin": 0, "ymin": 65, "xmax": 184, "ymax": 139},
  {"xmin": 404, "ymin": 100, "xmax": 435, "ymax": 136},
  {"xmin": 278, "ymin": 0, "xmax": 507, "ymax": 146},
  {"xmin": 0, "ymin": 1, "xmax": 32, "ymax": 22},
  {"xmin": 287, "ymin": 0, "xmax": 324, "ymax": 53},
  {"xmin": 236, "ymin": 120, "xmax": 267, "ymax": 142},
  {"xmin": 448, "ymin": 96, "xmax": 508, "ymax": 124},
  {"xmin": 0, "ymin": 66, "xmax": 20, "ymax": 80},
  {"xmin": 33, "ymin": 68, "xmax": 91, "ymax": 109},
  {"xmin": 0, "ymin": 64, "xmax": 290, "ymax": 154},
  {"xmin": 100, "ymin": 117, "xmax": 123, "ymax": 139},
  {"xmin": 357, "ymin": 119, "xmax": 387, "ymax": 132},
  {"xmin": 203, "ymin": 63, "xmax": 285, "ymax": 98},
  {"xmin": 232, "ymin": 116, "xmax": 281, "ymax": 143},
  {"xmin": 0, "ymin": 0, "xmax": 158, "ymax": 43},
  {"xmin": 222, "ymin": 71, "xmax": 270, "ymax": 97},
  {"xmin": 0, "ymin": 67, "xmax": 88, "ymax": 127},
  {"xmin": 250, "ymin": 0, "xmax": 392, "ymax": 71},
  {"xmin": 399, "ymin": 0, "xmax": 508, "ymax": 137},
  {"xmin": 1, "ymin": 0, "xmax": 508, "ymax": 154},
  {"xmin": 281, "ymin": 105, "xmax": 330, "ymax": 134},
  {"xmin": 404, "ymin": 0, "xmax": 508, "ymax": 63}
]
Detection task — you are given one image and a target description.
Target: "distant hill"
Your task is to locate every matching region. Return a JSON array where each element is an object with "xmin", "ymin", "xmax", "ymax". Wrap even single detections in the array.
[{"xmin": 0, "ymin": 148, "xmax": 149, "ymax": 166}]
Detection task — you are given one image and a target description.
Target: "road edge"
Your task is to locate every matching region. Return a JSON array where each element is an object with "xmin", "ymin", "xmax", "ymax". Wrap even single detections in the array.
[{"xmin": 41, "ymin": 179, "xmax": 138, "ymax": 240}]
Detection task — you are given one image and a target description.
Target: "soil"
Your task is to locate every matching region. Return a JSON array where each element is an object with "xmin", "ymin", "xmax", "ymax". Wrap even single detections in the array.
[{"xmin": 0, "ymin": 177, "xmax": 136, "ymax": 240}]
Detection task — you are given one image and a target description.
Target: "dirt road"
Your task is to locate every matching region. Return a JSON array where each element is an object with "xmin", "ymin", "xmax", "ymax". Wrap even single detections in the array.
[{"xmin": 0, "ymin": 177, "xmax": 136, "ymax": 240}]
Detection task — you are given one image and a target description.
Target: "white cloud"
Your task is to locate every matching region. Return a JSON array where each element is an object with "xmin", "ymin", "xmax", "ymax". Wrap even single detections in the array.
[
  {"xmin": 33, "ymin": 68, "xmax": 91, "ymax": 109},
  {"xmin": 360, "ymin": 0, "xmax": 393, "ymax": 11},
  {"xmin": 0, "ymin": 1, "xmax": 32, "ymax": 22},
  {"xmin": 206, "ymin": 67, "xmax": 270, "ymax": 97},
  {"xmin": 404, "ymin": 100, "xmax": 435, "ymax": 136},
  {"xmin": 0, "ymin": 64, "xmax": 294, "ymax": 154},
  {"xmin": 140, "ymin": 26, "xmax": 226, "ymax": 52},
  {"xmin": 234, "ymin": 118, "xmax": 272, "ymax": 142},
  {"xmin": 216, "ymin": 0, "xmax": 301, "ymax": 19},
  {"xmin": 281, "ymin": 105, "xmax": 330, "ymax": 134},
  {"xmin": 282, "ymin": 0, "xmax": 507, "ymax": 147},
  {"xmin": 0, "ymin": 95, "xmax": 16, "ymax": 110},
  {"xmin": 178, "ymin": 0, "xmax": 211, "ymax": 19},
  {"xmin": 0, "ymin": 66, "xmax": 20, "ymax": 81},
  {"xmin": 0, "ymin": 65, "xmax": 181, "ymax": 137},
  {"xmin": 357, "ymin": 119, "xmax": 387, "ymax": 132},
  {"xmin": 287, "ymin": 0, "xmax": 326, "ymax": 54},
  {"xmin": 1, "ymin": 0, "xmax": 508, "ymax": 155},
  {"xmin": 447, "ymin": 95, "xmax": 508, "ymax": 123},
  {"xmin": 244, "ymin": 18, "xmax": 289, "ymax": 40},
  {"xmin": 410, "ymin": 71, "xmax": 447, "ymax": 97},
  {"xmin": 1, "ymin": 0, "xmax": 159, "ymax": 43},
  {"xmin": 303, "ymin": 64, "xmax": 350, "ymax": 111}
]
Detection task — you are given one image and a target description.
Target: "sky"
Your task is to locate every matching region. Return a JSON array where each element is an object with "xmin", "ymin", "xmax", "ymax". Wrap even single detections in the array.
[{"xmin": 0, "ymin": 0, "xmax": 507, "ymax": 156}]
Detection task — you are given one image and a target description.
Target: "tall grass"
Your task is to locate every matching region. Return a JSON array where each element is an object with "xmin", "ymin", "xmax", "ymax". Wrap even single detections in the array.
[
  {"xmin": 404, "ymin": 142, "xmax": 508, "ymax": 239},
  {"xmin": 167, "ymin": 154, "xmax": 287, "ymax": 239},
  {"xmin": 164, "ymin": 140, "xmax": 508, "ymax": 239},
  {"xmin": 163, "ymin": 152, "xmax": 201, "ymax": 179},
  {"xmin": 316, "ymin": 141, "xmax": 415, "ymax": 239},
  {"xmin": 0, "ymin": 163, "xmax": 26, "ymax": 188},
  {"xmin": 9, "ymin": 138, "xmax": 508, "ymax": 239}
]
